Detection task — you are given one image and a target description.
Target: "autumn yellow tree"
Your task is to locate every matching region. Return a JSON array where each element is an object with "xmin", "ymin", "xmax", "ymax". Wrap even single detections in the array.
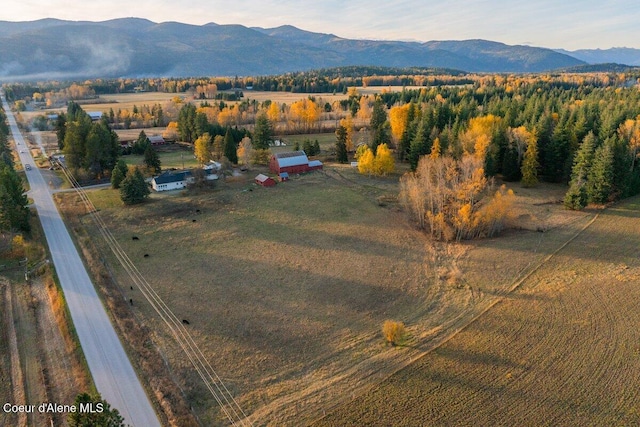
[
  {"xmin": 399, "ymin": 153, "xmax": 513, "ymax": 241},
  {"xmin": 194, "ymin": 133, "xmax": 212, "ymax": 165},
  {"xmin": 357, "ymin": 144, "xmax": 395, "ymax": 176},
  {"xmin": 373, "ymin": 143, "xmax": 395, "ymax": 176},
  {"xmin": 339, "ymin": 116, "xmax": 355, "ymax": 152},
  {"xmin": 357, "ymin": 146, "xmax": 375, "ymax": 175},
  {"xmin": 459, "ymin": 114, "xmax": 502, "ymax": 160},
  {"xmin": 357, "ymin": 95, "xmax": 372, "ymax": 123},
  {"xmin": 382, "ymin": 320, "xmax": 406, "ymax": 346},
  {"xmin": 289, "ymin": 98, "xmax": 321, "ymax": 132},
  {"xmin": 237, "ymin": 136, "xmax": 253, "ymax": 168},
  {"xmin": 430, "ymin": 137, "xmax": 441, "ymax": 160},
  {"xmin": 163, "ymin": 122, "xmax": 179, "ymax": 141},
  {"xmin": 618, "ymin": 118, "xmax": 640, "ymax": 171},
  {"xmin": 267, "ymin": 102, "xmax": 280, "ymax": 123},
  {"xmin": 389, "ymin": 104, "xmax": 409, "ymax": 144}
]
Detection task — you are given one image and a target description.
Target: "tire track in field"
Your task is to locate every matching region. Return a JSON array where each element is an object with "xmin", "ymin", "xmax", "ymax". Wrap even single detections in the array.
[{"xmin": 316, "ymin": 200, "xmax": 640, "ymax": 426}]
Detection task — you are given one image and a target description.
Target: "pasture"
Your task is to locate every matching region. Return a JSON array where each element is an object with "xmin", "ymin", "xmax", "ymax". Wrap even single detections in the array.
[
  {"xmin": 315, "ymin": 196, "xmax": 640, "ymax": 426},
  {"xmin": 72, "ymin": 164, "xmax": 593, "ymax": 425}
]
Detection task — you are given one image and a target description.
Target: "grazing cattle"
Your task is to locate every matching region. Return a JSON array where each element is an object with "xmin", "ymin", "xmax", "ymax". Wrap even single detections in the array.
[
  {"xmin": 196, "ymin": 209, "xmax": 201, "ymax": 213},
  {"xmin": 182, "ymin": 319, "xmax": 190, "ymax": 325},
  {"xmin": 192, "ymin": 219, "xmax": 197, "ymax": 222},
  {"xmin": 129, "ymin": 298, "xmax": 133, "ymax": 305},
  {"xmin": 144, "ymin": 254, "xmax": 149, "ymax": 258},
  {"xmin": 130, "ymin": 286, "xmax": 133, "ymax": 290},
  {"xmin": 132, "ymin": 236, "xmax": 139, "ymax": 241}
]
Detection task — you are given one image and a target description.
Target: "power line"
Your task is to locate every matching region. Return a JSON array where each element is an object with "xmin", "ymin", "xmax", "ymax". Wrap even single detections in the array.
[{"xmin": 57, "ymin": 164, "xmax": 251, "ymax": 426}]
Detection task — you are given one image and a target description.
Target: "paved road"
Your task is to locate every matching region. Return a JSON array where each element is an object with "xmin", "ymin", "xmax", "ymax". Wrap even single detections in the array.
[{"xmin": 1, "ymin": 93, "xmax": 161, "ymax": 427}]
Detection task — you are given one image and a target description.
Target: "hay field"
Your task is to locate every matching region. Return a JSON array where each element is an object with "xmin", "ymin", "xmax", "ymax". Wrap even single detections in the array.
[
  {"xmin": 76, "ymin": 168, "xmax": 590, "ymax": 426},
  {"xmin": 315, "ymin": 196, "xmax": 640, "ymax": 426}
]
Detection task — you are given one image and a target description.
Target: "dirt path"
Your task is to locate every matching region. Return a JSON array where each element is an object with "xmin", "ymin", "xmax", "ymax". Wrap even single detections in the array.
[
  {"xmin": 1, "ymin": 274, "xmax": 88, "ymax": 427},
  {"xmin": 11, "ymin": 281, "xmax": 50, "ymax": 426},
  {"xmin": 3, "ymin": 280, "xmax": 26, "ymax": 427}
]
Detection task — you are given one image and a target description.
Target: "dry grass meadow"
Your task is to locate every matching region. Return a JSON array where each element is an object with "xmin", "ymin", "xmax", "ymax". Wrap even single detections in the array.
[
  {"xmin": 315, "ymin": 195, "xmax": 640, "ymax": 426},
  {"xmin": 62, "ymin": 161, "xmax": 612, "ymax": 426}
]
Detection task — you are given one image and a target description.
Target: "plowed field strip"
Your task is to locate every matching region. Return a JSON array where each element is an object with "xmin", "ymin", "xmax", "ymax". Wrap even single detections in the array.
[{"xmin": 315, "ymin": 199, "xmax": 640, "ymax": 426}]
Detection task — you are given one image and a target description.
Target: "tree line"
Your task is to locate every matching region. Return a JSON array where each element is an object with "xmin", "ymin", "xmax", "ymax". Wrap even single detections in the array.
[{"xmin": 0, "ymin": 107, "xmax": 30, "ymax": 234}]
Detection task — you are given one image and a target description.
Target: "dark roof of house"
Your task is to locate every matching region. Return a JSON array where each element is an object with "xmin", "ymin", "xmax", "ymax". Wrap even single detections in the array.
[{"xmin": 153, "ymin": 170, "xmax": 192, "ymax": 184}]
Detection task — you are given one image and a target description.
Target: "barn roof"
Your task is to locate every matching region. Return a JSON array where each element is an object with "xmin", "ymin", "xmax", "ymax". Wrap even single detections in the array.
[
  {"xmin": 256, "ymin": 173, "xmax": 275, "ymax": 182},
  {"xmin": 308, "ymin": 160, "xmax": 323, "ymax": 168},
  {"xmin": 273, "ymin": 151, "xmax": 309, "ymax": 168},
  {"xmin": 148, "ymin": 135, "xmax": 165, "ymax": 143}
]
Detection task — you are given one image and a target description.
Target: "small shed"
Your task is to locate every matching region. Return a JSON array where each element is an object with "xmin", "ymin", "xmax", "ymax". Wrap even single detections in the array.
[
  {"xmin": 255, "ymin": 174, "xmax": 276, "ymax": 187},
  {"xmin": 279, "ymin": 172, "xmax": 289, "ymax": 182}
]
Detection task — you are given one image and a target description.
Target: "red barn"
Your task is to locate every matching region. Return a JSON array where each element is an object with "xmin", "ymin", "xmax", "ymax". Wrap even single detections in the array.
[
  {"xmin": 255, "ymin": 174, "xmax": 276, "ymax": 187},
  {"xmin": 270, "ymin": 151, "xmax": 323, "ymax": 174}
]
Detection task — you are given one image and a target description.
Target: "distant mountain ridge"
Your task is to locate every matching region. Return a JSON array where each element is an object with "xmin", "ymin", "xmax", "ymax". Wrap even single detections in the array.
[
  {"xmin": 556, "ymin": 48, "xmax": 640, "ymax": 66},
  {"xmin": 0, "ymin": 18, "xmax": 624, "ymax": 81}
]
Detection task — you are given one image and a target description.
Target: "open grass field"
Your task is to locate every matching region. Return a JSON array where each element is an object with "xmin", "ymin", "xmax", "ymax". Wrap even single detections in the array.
[
  {"xmin": 68, "ymin": 163, "xmax": 600, "ymax": 426},
  {"xmin": 120, "ymin": 147, "xmax": 200, "ymax": 170},
  {"xmin": 315, "ymin": 196, "xmax": 640, "ymax": 426}
]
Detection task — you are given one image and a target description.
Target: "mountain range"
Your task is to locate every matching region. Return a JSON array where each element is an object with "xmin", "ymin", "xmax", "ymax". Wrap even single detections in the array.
[{"xmin": 0, "ymin": 18, "xmax": 638, "ymax": 81}]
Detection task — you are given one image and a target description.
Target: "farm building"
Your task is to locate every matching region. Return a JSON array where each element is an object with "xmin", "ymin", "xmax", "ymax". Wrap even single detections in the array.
[
  {"xmin": 269, "ymin": 151, "xmax": 323, "ymax": 174},
  {"xmin": 152, "ymin": 171, "xmax": 193, "ymax": 191},
  {"xmin": 148, "ymin": 135, "xmax": 165, "ymax": 146},
  {"xmin": 255, "ymin": 174, "xmax": 276, "ymax": 187},
  {"xmin": 88, "ymin": 111, "xmax": 103, "ymax": 121},
  {"xmin": 152, "ymin": 168, "xmax": 218, "ymax": 191}
]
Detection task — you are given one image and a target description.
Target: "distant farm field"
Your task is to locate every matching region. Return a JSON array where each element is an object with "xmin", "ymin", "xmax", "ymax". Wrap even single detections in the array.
[
  {"xmin": 315, "ymin": 196, "xmax": 640, "ymax": 426},
  {"xmin": 66, "ymin": 165, "xmax": 597, "ymax": 426}
]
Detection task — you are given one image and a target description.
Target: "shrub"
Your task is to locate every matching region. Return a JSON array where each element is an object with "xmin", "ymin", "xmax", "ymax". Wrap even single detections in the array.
[{"xmin": 382, "ymin": 320, "xmax": 406, "ymax": 346}]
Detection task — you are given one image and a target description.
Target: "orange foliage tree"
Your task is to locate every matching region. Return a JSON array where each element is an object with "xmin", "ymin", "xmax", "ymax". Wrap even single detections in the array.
[{"xmin": 400, "ymin": 154, "xmax": 514, "ymax": 241}]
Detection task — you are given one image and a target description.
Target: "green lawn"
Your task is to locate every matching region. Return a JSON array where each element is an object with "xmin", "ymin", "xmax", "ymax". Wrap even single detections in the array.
[{"xmin": 121, "ymin": 150, "xmax": 199, "ymax": 170}]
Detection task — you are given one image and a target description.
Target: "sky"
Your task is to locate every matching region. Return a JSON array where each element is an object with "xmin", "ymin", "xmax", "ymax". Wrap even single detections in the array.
[{"xmin": 1, "ymin": 0, "xmax": 638, "ymax": 50}]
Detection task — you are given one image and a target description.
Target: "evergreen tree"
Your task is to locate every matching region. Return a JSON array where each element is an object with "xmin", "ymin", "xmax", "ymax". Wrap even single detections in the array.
[
  {"xmin": 143, "ymin": 145, "xmax": 161, "ymax": 174},
  {"xmin": 111, "ymin": 160, "xmax": 128, "ymax": 189},
  {"xmin": 132, "ymin": 130, "xmax": 151, "ymax": 155},
  {"xmin": 223, "ymin": 128, "xmax": 238, "ymax": 164},
  {"xmin": 68, "ymin": 393, "xmax": 125, "ymax": 427},
  {"xmin": 501, "ymin": 144, "xmax": 521, "ymax": 181},
  {"xmin": 370, "ymin": 98, "xmax": 389, "ymax": 153},
  {"xmin": 177, "ymin": 104, "xmax": 197, "ymax": 143},
  {"xmin": 0, "ymin": 164, "xmax": 30, "ymax": 233},
  {"xmin": 521, "ymin": 139, "xmax": 539, "ymax": 187},
  {"xmin": 194, "ymin": 112, "xmax": 209, "ymax": 139},
  {"xmin": 564, "ymin": 132, "xmax": 597, "ymax": 209},
  {"xmin": 85, "ymin": 122, "xmax": 114, "ymax": 178},
  {"xmin": 586, "ymin": 141, "xmax": 614, "ymax": 204},
  {"xmin": 55, "ymin": 113, "xmax": 67, "ymax": 150},
  {"xmin": 408, "ymin": 114, "xmax": 433, "ymax": 170},
  {"xmin": 335, "ymin": 125, "xmax": 349, "ymax": 163},
  {"xmin": 63, "ymin": 121, "xmax": 87, "ymax": 171},
  {"xmin": 253, "ymin": 112, "xmax": 273, "ymax": 149},
  {"xmin": 120, "ymin": 168, "xmax": 150, "ymax": 205}
]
